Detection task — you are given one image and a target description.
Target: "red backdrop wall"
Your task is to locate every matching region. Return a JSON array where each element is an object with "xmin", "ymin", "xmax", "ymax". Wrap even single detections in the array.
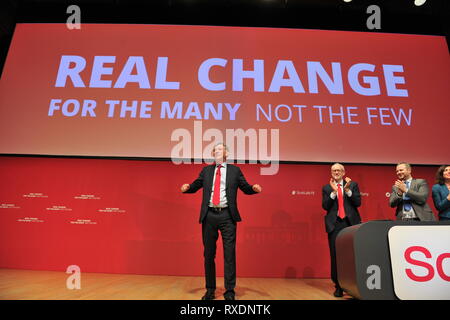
[{"xmin": 0, "ymin": 156, "xmax": 439, "ymax": 278}]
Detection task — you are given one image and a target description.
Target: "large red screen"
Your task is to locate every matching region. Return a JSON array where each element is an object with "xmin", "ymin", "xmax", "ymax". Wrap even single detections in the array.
[{"xmin": 0, "ymin": 24, "xmax": 449, "ymax": 164}]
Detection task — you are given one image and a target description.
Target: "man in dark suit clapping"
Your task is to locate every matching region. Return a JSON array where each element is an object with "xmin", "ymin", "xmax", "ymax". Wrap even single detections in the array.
[
  {"xmin": 181, "ymin": 143, "xmax": 262, "ymax": 300},
  {"xmin": 322, "ymin": 163, "xmax": 362, "ymax": 298}
]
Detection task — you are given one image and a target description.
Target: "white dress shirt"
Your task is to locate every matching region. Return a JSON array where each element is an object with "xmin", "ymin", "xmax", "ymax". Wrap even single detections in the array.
[{"xmin": 209, "ymin": 162, "xmax": 228, "ymax": 208}]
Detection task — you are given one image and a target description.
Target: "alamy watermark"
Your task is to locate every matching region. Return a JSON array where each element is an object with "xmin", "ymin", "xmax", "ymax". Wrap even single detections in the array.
[
  {"xmin": 66, "ymin": 265, "xmax": 81, "ymax": 289},
  {"xmin": 66, "ymin": 5, "xmax": 81, "ymax": 30},
  {"xmin": 170, "ymin": 121, "xmax": 280, "ymax": 175}
]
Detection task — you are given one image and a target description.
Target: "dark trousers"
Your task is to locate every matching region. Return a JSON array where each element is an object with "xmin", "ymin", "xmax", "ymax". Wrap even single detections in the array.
[
  {"xmin": 327, "ymin": 217, "xmax": 350, "ymax": 289},
  {"xmin": 202, "ymin": 208, "xmax": 237, "ymax": 293}
]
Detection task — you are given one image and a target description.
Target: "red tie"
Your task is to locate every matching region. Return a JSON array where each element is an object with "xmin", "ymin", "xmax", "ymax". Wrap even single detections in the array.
[
  {"xmin": 337, "ymin": 183, "xmax": 345, "ymax": 219},
  {"xmin": 212, "ymin": 165, "xmax": 222, "ymax": 206}
]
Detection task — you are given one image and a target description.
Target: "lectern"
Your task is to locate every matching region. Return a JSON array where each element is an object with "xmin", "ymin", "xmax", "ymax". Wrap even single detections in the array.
[{"xmin": 336, "ymin": 220, "xmax": 450, "ymax": 300}]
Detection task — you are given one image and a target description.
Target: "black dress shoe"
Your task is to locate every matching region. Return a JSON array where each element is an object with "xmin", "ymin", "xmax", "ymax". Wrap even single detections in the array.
[
  {"xmin": 224, "ymin": 293, "xmax": 235, "ymax": 300},
  {"xmin": 224, "ymin": 290, "xmax": 236, "ymax": 300},
  {"xmin": 333, "ymin": 287, "xmax": 344, "ymax": 298},
  {"xmin": 201, "ymin": 290, "xmax": 215, "ymax": 300}
]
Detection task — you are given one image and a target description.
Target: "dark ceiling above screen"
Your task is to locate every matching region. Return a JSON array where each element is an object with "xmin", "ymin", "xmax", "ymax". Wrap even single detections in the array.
[{"xmin": 0, "ymin": 0, "xmax": 448, "ymax": 77}]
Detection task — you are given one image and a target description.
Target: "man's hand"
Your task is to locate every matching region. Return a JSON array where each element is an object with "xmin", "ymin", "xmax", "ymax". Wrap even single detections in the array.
[
  {"xmin": 395, "ymin": 180, "xmax": 407, "ymax": 193},
  {"xmin": 343, "ymin": 177, "xmax": 352, "ymax": 193},
  {"xmin": 252, "ymin": 184, "xmax": 262, "ymax": 193},
  {"xmin": 181, "ymin": 184, "xmax": 190, "ymax": 193}
]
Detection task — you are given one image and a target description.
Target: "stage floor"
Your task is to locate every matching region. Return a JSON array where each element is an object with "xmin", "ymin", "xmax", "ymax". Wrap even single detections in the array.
[{"xmin": 0, "ymin": 268, "xmax": 349, "ymax": 300}]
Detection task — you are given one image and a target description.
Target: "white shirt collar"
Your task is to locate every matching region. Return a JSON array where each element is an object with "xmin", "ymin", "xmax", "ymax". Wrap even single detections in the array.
[{"xmin": 215, "ymin": 162, "xmax": 227, "ymax": 168}]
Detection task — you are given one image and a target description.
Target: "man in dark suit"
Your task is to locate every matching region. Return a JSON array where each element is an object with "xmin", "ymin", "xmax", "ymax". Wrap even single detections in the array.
[
  {"xmin": 322, "ymin": 163, "xmax": 361, "ymax": 298},
  {"xmin": 389, "ymin": 162, "xmax": 435, "ymax": 221},
  {"xmin": 181, "ymin": 143, "xmax": 262, "ymax": 300}
]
